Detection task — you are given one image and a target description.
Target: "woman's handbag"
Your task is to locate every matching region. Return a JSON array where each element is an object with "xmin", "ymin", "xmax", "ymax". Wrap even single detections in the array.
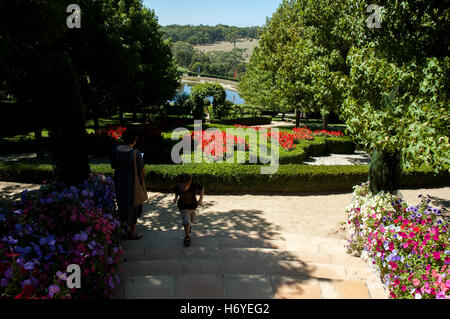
[{"xmin": 133, "ymin": 150, "xmax": 148, "ymax": 207}]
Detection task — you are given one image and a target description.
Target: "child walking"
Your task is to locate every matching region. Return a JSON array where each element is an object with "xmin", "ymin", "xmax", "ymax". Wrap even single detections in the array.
[{"xmin": 173, "ymin": 174, "xmax": 204, "ymax": 247}]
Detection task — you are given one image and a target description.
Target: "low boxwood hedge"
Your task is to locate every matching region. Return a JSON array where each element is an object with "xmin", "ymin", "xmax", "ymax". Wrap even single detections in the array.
[
  {"xmin": 0, "ymin": 139, "xmax": 45, "ymax": 155},
  {"xmin": 278, "ymin": 147, "xmax": 308, "ymax": 164},
  {"xmin": 324, "ymin": 137, "xmax": 356, "ymax": 154},
  {"xmin": 217, "ymin": 117, "xmax": 272, "ymax": 126},
  {"xmin": 1, "ymin": 162, "xmax": 448, "ymax": 194},
  {"xmin": 298, "ymin": 138, "xmax": 327, "ymax": 157},
  {"xmin": 0, "ymin": 163, "xmax": 54, "ymax": 184}
]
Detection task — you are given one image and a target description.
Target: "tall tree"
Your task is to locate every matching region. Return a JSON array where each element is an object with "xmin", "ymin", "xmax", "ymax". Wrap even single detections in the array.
[
  {"xmin": 0, "ymin": 0, "xmax": 179, "ymax": 185},
  {"xmin": 240, "ymin": 0, "xmax": 363, "ymax": 128},
  {"xmin": 342, "ymin": 0, "xmax": 449, "ymax": 191}
]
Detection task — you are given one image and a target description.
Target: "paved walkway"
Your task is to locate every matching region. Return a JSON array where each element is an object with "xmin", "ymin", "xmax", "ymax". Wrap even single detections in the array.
[
  {"xmin": 114, "ymin": 187, "xmax": 449, "ymax": 299},
  {"xmin": 116, "ymin": 229, "xmax": 386, "ymax": 299},
  {"xmin": 1, "ymin": 182, "xmax": 448, "ymax": 299}
]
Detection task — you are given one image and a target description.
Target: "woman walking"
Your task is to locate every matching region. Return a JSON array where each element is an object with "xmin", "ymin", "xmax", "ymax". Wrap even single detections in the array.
[{"xmin": 111, "ymin": 127, "xmax": 146, "ymax": 240}]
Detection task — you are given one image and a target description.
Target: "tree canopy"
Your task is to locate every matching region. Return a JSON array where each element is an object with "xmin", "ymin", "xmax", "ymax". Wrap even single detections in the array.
[
  {"xmin": 190, "ymin": 82, "xmax": 226, "ymax": 119},
  {"xmin": 0, "ymin": 0, "xmax": 180, "ymax": 185},
  {"xmin": 240, "ymin": 0, "xmax": 449, "ymax": 172}
]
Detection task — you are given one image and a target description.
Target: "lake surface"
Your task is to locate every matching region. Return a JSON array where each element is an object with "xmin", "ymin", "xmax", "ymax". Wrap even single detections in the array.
[{"xmin": 174, "ymin": 84, "xmax": 245, "ymax": 105}]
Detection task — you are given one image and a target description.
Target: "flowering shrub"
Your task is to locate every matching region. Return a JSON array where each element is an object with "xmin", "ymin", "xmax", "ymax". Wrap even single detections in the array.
[
  {"xmin": 313, "ymin": 129, "xmax": 344, "ymax": 137},
  {"xmin": 265, "ymin": 128, "xmax": 314, "ymax": 151},
  {"xmin": 292, "ymin": 127, "xmax": 315, "ymax": 142},
  {"xmin": 345, "ymin": 182, "xmax": 449, "ymax": 299},
  {"xmin": 191, "ymin": 130, "xmax": 249, "ymax": 160},
  {"xmin": 277, "ymin": 132, "xmax": 295, "ymax": 150},
  {"xmin": 0, "ymin": 173, "xmax": 124, "ymax": 299},
  {"xmin": 95, "ymin": 126, "xmax": 127, "ymax": 141},
  {"xmin": 234, "ymin": 124, "xmax": 262, "ymax": 131}
]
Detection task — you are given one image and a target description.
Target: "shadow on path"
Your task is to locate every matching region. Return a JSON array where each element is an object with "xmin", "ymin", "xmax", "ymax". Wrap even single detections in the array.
[{"xmin": 119, "ymin": 193, "xmax": 332, "ymax": 298}]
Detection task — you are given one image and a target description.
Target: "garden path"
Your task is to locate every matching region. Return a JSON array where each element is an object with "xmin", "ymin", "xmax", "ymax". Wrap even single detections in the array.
[
  {"xmin": 115, "ymin": 187, "xmax": 449, "ymax": 299},
  {"xmin": 0, "ymin": 150, "xmax": 372, "ymax": 166}
]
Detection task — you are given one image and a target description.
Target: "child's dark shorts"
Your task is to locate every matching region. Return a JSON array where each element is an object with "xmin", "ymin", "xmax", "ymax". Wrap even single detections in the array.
[{"xmin": 180, "ymin": 209, "xmax": 195, "ymax": 226}]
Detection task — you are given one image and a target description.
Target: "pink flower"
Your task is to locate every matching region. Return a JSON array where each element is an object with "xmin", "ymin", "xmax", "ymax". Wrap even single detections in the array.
[
  {"xmin": 413, "ymin": 279, "xmax": 420, "ymax": 286},
  {"xmin": 433, "ymin": 252, "xmax": 441, "ymax": 260}
]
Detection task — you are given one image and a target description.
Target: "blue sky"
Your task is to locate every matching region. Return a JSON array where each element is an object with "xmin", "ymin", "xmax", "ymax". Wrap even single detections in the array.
[{"xmin": 142, "ymin": 0, "xmax": 282, "ymax": 27}]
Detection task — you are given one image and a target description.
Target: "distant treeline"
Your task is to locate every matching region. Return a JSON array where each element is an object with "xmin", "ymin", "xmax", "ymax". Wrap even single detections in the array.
[
  {"xmin": 172, "ymin": 42, "xmax": 247, "ymax": 80},
  {"xmin": 162, "ymin": 24, "xmax": 261, "ymax": 45}
]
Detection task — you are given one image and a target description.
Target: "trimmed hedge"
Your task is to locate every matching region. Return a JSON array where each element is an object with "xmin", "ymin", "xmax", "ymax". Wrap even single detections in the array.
[
  {"xmin": 298, "ymin": 138, "xmax": 327, "ymax": 157},
  {"xmin": 0, "ymin": 139, "xmax": 45, "ymax": 155},
  {"xmin": 217, "ymin": 117, "xmax": 272, "ymax": 126},
  {"xmin": 324, "ymin": 137, "xmax": 356, "ymax": 154},
  {"xmin": 1, "ymin": 162, "xmax": 448, "ymax": 194},
  {"xmin": 279, "ymin": 147, "xmax": 308, "ymax": 164},
  {"xmin": 0, "ymin": 163, "xmax": 54, "ymax": 184},
  {"xmin": 146, "ymin": 164, "xmax": 370, "ymax": 193}
]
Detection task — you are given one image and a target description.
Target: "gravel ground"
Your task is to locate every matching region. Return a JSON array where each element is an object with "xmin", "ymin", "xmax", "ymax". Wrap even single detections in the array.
[
  {"xmin": 304, "ymin": 150, "xmax": 371, "ymax": 166},
  {"xmin": 1, "ymin": 181, "xmax": 448, "ymax": 239},
  {"xmin": 0, "ymin": 148, "xmax": 371, "ymax": 166}
]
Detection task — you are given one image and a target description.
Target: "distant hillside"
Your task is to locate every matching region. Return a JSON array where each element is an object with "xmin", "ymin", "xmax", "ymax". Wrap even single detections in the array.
[
  {"xmin": 194, "ymin": 38, "xmax": 259, "ymax": 63},
  {"xmin": 162, "ymin": 24, "xmax": 261, "ymax": 46}
]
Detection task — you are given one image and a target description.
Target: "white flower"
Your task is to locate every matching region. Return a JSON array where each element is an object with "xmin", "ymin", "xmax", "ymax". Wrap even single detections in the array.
[{"xmin": 415, "ymin": 293, "xmax": 422, "ymax": 299}]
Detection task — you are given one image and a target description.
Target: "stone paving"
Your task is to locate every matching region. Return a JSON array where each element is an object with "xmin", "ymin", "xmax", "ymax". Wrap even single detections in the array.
[
  {"xmin": 115, "ymin": 229, "xmax": 387, "ymax": 299},
  {"xmin": 113, "ymin": 187, "xmax": 449, "ymax": 299},
  {"xmin": 2, "ymin": 181, "xmax": 448, "ymax": 299}
]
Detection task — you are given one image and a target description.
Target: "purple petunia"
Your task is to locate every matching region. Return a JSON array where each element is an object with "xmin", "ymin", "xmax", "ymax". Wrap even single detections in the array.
[
  {"xmin": 24, "ymin": 262, "xmax": 35, "ymax": 270},
  {"xmin": 80, "ymin": 232, "xmax": 88, "ymax": 241},
  {"xmin": 5, "ymin": 268, "xmax": 13, "ymax": 278},
  {"xmin": 48, "ymin": 285, "xmax": 60, "ymax": 298},
  {"xmin": 1, "ymin": 278, "xmax": 8, "ymax": 287}
]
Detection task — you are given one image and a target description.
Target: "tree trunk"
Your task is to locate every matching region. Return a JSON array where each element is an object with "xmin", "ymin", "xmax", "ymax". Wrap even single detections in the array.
[
  {"xmin": 323, "ymin": 113, "xmax": 329, "ymax": 130},
  {"xmin": 133, "ymin": 111, "xmax": 137, "ymax": 121},
  {"xmin": 34, "ymin": 123, "xmax": 44, "ymax": 159},
  {"xmin": 93, "ymin": 113, "xmax": 100, "ymax": 133},
  {"xmin": 281, "ymin": 112, "xmax": 285, "ymax": 121},
  {"xmin": 369, "ymin": 149, "xmax": 401, "ymax": 194},
  {"xmin": 119, "ymin": 109, "xmax": 124, "ymax": 126},
  {"xmin": 295, "ymin": 107, "xmax": 300, "ymax": 128},
  {"xmin": 46, "ymin": 53, "xmax": 90, "ymax": 186}
]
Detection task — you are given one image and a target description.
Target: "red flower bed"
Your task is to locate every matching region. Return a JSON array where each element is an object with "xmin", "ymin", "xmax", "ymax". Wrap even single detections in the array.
[
  {"xmin": 314, "ymin": 129, "xmax": 344, "ymax": 137},
  {"xmin": 95, "ymin": 126, "xmax": 127, "ymax": 140},
  {"xmin": 190, "ymin": 130, "xmax": 249, "ymax": 159},
  {"xmin": 264, "ymin": 128, "xmax": 314, "ymax": 151}
]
